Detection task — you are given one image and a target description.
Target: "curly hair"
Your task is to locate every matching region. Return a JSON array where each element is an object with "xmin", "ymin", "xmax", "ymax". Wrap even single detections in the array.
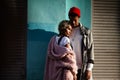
[{"xmin": 58, "ymin": 20, "xmax": 71, "ymax": 36}]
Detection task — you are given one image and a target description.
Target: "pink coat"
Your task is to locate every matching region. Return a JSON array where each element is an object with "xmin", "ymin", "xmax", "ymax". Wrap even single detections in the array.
[{"xmin": 44, "ymin": 36, "xmax": 78, "ymax": 80}]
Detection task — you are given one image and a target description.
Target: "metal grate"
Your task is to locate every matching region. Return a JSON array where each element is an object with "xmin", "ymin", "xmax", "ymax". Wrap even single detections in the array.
[
  {"xmin": 0, "ymin": 0, "xmax": 27, "ymax": 80},
  {"xmin": 92, "ymin": 0, "xmax": 120, "ymax": 80}
]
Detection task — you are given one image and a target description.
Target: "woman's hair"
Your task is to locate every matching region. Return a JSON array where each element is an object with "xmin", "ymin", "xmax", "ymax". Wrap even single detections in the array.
[{"xmin": 58, "ymin": 20, "xmax": 71, "ymax": 36}]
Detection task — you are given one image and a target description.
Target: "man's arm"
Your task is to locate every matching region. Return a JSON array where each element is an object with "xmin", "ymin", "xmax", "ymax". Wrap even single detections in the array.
[{"xmin": 86, "ymin": 30, "xmax": 94, "ymax": 80}]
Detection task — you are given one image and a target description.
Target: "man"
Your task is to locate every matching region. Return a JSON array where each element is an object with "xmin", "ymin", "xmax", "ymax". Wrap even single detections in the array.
[{"xmin": 68, "ymin": 7, "xmax": 94, "ymax": 80}]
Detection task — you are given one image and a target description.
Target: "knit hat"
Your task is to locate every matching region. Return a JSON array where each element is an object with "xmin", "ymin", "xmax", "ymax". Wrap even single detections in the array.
[{"xmin": 68, "ymin": 7, "xmax": 81, "ymax": 17}]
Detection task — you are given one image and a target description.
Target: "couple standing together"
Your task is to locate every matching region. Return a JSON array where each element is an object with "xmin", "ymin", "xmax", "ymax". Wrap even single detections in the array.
[{"xmin": 44, "ymin": 7, "xmax": 94, "ymax": 80}]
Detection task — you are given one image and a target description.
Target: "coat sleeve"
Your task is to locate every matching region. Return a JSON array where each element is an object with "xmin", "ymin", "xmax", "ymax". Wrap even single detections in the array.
[{"xmin": 87, "ymin": 30, "xmax": 94, "ymax": 68}]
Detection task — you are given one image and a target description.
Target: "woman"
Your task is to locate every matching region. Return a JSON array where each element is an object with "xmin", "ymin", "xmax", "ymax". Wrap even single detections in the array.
[{"xmin": 44, "ymin": 20, "xmax": 78, "ymax": 80}]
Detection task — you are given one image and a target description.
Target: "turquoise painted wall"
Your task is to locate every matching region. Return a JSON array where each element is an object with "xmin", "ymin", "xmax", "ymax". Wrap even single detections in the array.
[{"xmin": 27, "ymin": 0, "xmax": 91, "ymax": 80}]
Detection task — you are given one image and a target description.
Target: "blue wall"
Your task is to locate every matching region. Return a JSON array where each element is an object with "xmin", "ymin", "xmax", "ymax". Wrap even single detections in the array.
[{"xmin": 27, "ymin": 0, "xmax": 91, "ymax": 80}]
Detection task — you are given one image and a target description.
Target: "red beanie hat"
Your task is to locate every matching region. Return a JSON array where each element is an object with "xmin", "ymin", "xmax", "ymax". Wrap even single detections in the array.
[{"xmin": 68, "ymin": 7, "xmax": 81, "ymax": 17}]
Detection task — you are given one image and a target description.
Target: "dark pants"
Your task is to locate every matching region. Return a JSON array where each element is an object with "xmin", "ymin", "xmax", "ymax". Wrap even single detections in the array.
[{"xmin": 77, "ymin": 69, "xmax": 81, "ymax": 80}]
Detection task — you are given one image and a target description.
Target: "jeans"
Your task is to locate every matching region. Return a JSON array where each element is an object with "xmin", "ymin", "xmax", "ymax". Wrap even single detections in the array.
[{"xmin": 77, "ymin": 69, "xmax": 81, "ymax": 80}]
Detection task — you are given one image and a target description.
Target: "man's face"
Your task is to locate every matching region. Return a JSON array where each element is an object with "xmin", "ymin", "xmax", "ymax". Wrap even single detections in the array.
[{"xmin": 69, "ymin": 13, "xmax": 80, "ymax": 27}]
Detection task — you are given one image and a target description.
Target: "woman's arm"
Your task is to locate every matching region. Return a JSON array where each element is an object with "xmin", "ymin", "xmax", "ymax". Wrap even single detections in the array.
[{"xmin": 65, "ymin": 43, "xmax": 72, "ymax": 50}]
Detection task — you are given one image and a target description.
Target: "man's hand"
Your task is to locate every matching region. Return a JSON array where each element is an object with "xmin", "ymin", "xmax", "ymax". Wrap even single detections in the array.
[{"xmin": 86, "ymin": 70, "xmax": 92, "ymax": 80}]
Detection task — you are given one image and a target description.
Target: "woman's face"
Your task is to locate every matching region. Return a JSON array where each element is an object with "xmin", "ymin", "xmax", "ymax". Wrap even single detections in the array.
[{"xmin": 65, "ymin": 25, "xmax": 72, "ymax": 36}]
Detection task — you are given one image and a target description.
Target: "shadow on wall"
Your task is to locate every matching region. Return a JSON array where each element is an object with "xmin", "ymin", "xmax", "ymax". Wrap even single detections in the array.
[{"xmin": 27, "ymin": 29, "xmax": 57, "ymax": 80}]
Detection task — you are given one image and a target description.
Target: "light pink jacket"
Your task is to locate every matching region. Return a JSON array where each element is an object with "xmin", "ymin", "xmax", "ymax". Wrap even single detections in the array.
[{"xmin": 44, "ymin": 36, "xmax": 78, "ymax": 80}]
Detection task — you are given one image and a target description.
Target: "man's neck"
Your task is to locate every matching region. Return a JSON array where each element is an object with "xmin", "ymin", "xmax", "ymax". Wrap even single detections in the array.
[{"xmin": 73, "ymin": 23, "xmax": 80, "ymax": 28}]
